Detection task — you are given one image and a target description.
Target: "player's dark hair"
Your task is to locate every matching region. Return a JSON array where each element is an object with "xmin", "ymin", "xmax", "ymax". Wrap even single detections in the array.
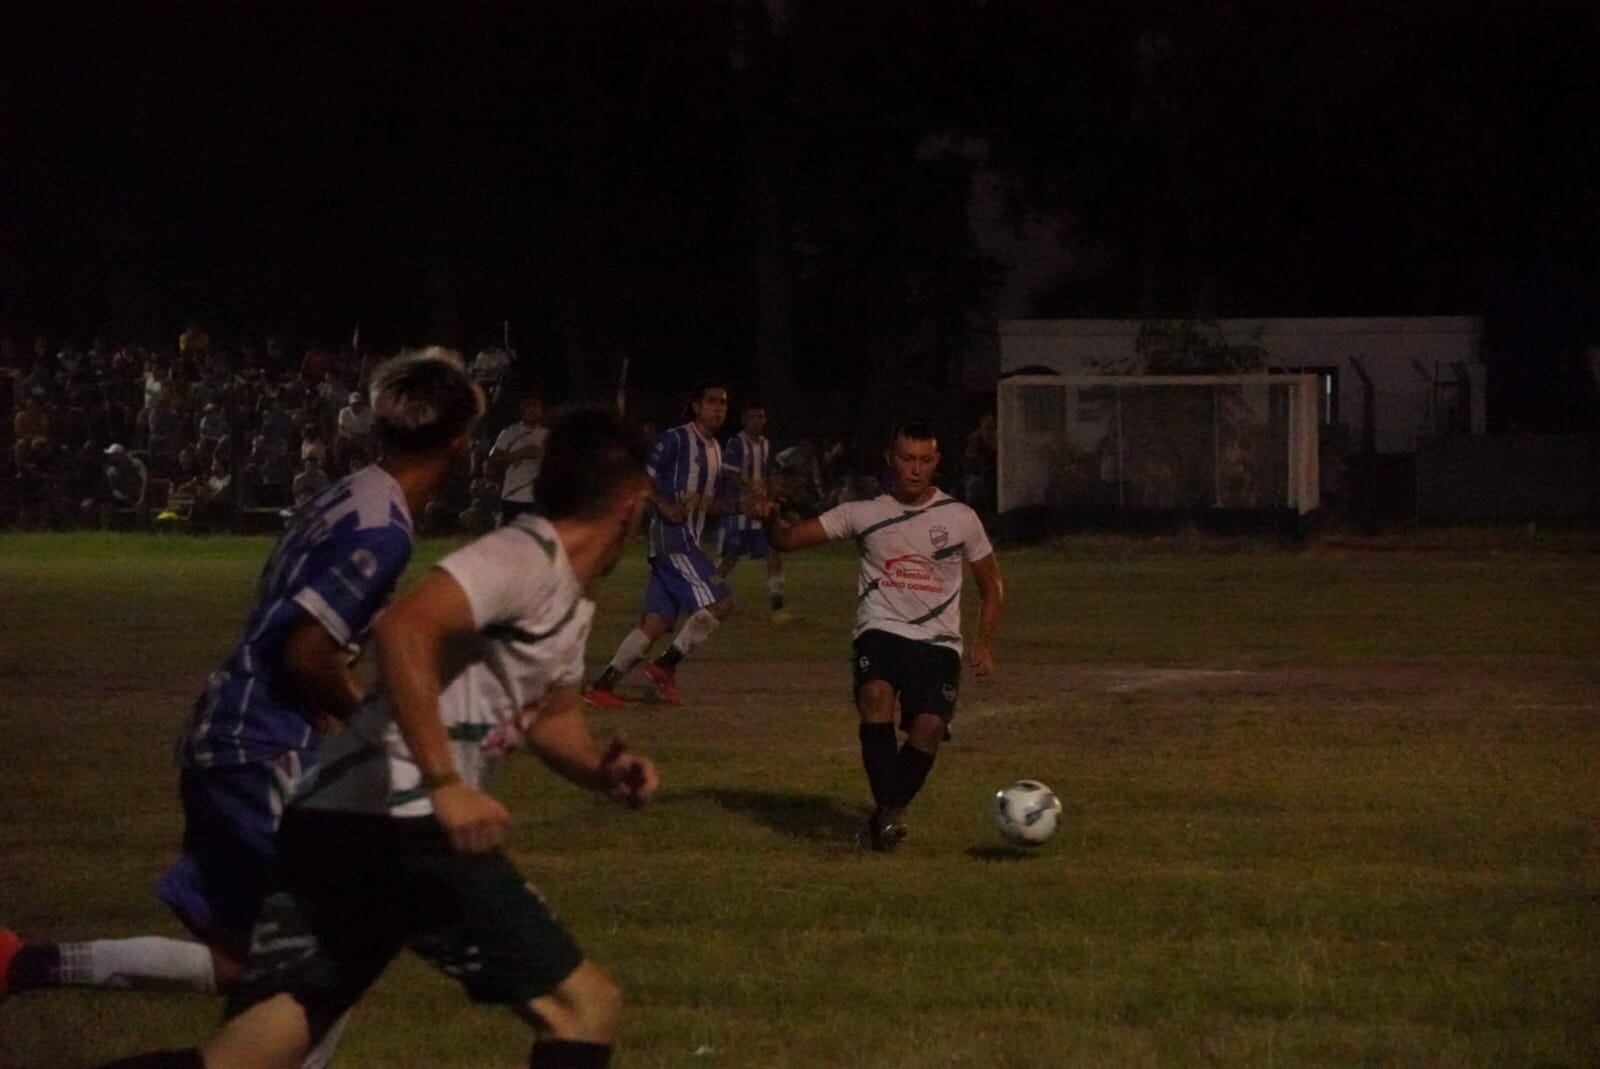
[
  {"xmin": 370, "ymin": 348, "xmax": 484, "ymax": 454},
  {"xmin": 689, "ymin": 378, "xmax": 728, "ymax": 404},
  {"xmin": 743, "ymin": 398, "xmax": 766, "ymax": 411},
  {"xmin": 537, "ymin": 407, "xmax": 650, "ymax": 521},
  {"xmin": 890, "ymin": 419, "xmax": 938, "ymax": 449}
]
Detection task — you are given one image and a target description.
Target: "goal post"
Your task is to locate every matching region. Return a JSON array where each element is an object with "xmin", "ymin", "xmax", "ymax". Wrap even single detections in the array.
[{"xmin": 996, "ymin": 374, "xmax": 1320, "ymax": 523}]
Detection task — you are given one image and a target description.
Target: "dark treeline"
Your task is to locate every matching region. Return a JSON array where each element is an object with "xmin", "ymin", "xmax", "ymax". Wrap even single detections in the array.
[{"xmin": 4, "ymin": 1, "xmax": 1596, "ymax": 428}]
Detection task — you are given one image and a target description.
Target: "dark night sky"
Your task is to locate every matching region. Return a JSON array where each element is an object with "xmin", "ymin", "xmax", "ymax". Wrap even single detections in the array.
[{"xmin": 3, "ymin": 1, "xmax": 1598, "ymax": 427}]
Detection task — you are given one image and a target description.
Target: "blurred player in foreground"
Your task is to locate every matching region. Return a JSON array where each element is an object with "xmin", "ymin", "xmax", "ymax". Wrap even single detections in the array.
[
  {"xmin": 2, "ymin": 351, "xmax": 482, "ymax": 1052},
  {"xmin": 761, "ymin": 420, "xmax": 1003, "ymax": 851},
  {"xmin": 95, "ymin": 408, "xmax": 659, "ymax": 1069}
]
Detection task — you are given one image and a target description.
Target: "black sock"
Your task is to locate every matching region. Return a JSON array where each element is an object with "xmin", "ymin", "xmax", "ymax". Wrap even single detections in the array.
[
  {"xmin": 771, "ymin": 592, "xmax": 785, "ymax": 611},
  {"xmin": 529, "ymin": 1039, "xmax": 612, "ymax": 1068},
  {"xmin": 94, "ymin": 1050, "xmax": 205, "ymax": 1069},
  {"xmin": 7, "ymin": 942, "xmax": 61, "ymax": 990},
  {"xmin": 656, "ymin": 645, "xmax": 684, "ymax": 670},
  {"xmin": 858, "ymin": 722, "xmax": 898, "ymax": 809},
  {"xmin": 592, "ymin": 666, "xmax": 622, "ymax": 691},
  {"xmin": 886, "ymin": 743, "xmax": 937, "ymax": 812}
]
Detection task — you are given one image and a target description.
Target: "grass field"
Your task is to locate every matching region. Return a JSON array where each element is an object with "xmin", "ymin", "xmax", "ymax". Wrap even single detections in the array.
[{"xmin": 1, "ymin": 529, "xmax": 1597, "ymax": 1068}]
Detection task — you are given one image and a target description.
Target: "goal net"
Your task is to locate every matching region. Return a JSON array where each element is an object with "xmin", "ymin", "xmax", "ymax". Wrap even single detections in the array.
[{"xmin": 996, "ymin": 374, "xmax": 1320, "ymax": 519}]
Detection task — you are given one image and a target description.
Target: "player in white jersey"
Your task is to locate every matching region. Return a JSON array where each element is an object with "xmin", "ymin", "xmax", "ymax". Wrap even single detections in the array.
[
  {"xmin": 762, "ymin": 420, "xmax": 1003, "ymax": 851},
  {"xmin": 716, "ymin": 401, "xmax": 793, "ymax": 622},
  {"xmin": 585, "ymin": 380, "xmax": 741, "ymax": 708},
  {"xmin": 2, "ymin": 351, "xmax": 483, "ymax": 1038},
  {"xmin": 486, "ymin": 387, "xmax": 548, "ymax": 524},
  {"xmin": 93, "ymin": 409, "xmax": 658, "ymax": 1069}
]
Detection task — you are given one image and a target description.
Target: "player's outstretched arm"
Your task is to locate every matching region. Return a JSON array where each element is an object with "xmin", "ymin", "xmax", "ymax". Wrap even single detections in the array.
[
  {"xmin": 373, "ymin": 568, "xmax": 510, "ymax": 852},
  {"xmin": 525, "ymin": 685, "xmax": 659, "ymax": 807},
  {"xmin": 966, "ymin": 552, "xmax": 1004, "ymax": 677},
  {"xmin": 762, "ymin": 510, "xmax": 832, "ymax": 553}
]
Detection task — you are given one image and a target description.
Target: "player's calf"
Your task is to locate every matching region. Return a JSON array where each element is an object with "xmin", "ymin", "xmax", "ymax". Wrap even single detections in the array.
[{"xmin": 526, "ymin": 959, "xmax": 622, "ymax": 1065}]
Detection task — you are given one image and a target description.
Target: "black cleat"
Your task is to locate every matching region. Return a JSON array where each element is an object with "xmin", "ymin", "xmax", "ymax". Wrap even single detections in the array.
[{"xmin": 859, "ymin": 810, "xmax": 908, "ymax": 853}]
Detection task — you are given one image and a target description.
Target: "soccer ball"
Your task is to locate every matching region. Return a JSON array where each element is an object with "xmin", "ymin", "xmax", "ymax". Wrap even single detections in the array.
[{"xmin": 993, "ymin": 779, "xmax": 1062, "ymax": 846}]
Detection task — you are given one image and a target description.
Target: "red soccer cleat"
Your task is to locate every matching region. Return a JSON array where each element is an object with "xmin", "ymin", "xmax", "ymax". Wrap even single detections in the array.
[
  {"xmin": 582, "ymin": 687, "xmax": 629, "ymax": 710},
  {"xmin": 0, "ymin": 926, "xmax": 21, "ymax": 999},
  {"xmin": 641, "ymin": 662, "xmax": 683, "ymax": 706}
]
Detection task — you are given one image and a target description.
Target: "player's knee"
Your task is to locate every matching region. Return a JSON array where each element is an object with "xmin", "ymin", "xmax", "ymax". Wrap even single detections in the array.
[
  {"xmin": 709, "ymin": 596, "xmax": 735, "ymax": 620},
  {"xmin": 856, "ymin": 682, "xmax": 896, "ymax": 722},
  {"xmin": 907, "ymin": 713, "xmax": 946, "ymax": 751},
  {"xmin": 526, "ymin": 960, "xmax": 622, "ymax": 1043}
]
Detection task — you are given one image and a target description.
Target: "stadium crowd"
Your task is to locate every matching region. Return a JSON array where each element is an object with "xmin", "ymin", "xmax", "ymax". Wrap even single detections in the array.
[
  {"xmin": 2, "ymin": 329, "xmax": 1001, "ymax": 534},
  {"xmin": 2, "ymin": 330, "xmax": 520, "ymax": 533}
]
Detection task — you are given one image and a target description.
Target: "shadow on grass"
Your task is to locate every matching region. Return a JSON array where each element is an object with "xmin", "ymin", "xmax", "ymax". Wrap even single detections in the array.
[
  {"xmin": 694, "ymin": 788, "xmax": 865, "ymax": 842},
  {"xmin": 965, "ymin": 844, "xmax": 1042, "ymax": 862}
]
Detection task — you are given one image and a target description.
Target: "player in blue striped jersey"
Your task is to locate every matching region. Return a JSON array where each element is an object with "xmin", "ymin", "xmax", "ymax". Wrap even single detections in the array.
[
  {"xmin": 1, "ymin": 351, "xmax": 482, "ymax": 1033},
  {"xmin": 716, "ymin": 400, "xmax": 793, "ymax": 622},
  {"xmin": 585, "ymin": 381, "xmax": 739, "ymax": 707}
]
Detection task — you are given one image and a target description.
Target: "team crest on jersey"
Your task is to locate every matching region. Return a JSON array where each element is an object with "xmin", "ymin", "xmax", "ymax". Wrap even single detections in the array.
[
  {"xmin": 929, "ymin": 525, "xmax": 949, "ymax": 550},
  {"xmin": 941, "ymin": 683, "xmax": 957, "ymax": 702}
]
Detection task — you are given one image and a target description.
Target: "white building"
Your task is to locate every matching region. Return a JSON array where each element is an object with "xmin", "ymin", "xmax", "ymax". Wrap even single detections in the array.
[{"xmin": 999, "ymin": 316, "xmax": 1486, "ymax": 455}]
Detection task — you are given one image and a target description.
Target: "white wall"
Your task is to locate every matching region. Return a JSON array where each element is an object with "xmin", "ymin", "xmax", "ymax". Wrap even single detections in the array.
[{"xmin": 999, "ymin": 317, "xmax": 1485, "ymax": 454}]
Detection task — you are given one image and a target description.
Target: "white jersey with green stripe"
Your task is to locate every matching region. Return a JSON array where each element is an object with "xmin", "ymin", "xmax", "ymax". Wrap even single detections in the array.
[
  {"xmin": 293, "ymin": 514, "xmax": 593, "ymax": 818},
  {"xmin": 817, "ymin": 490, "xmax": 994, "ymax": 653}
]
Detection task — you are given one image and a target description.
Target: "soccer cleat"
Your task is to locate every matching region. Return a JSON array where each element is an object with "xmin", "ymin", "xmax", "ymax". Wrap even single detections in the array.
[
  {"xmin": 641, "ymin": 662, "xmax": 683, "ymax": 706},
  {"xmin": 582, "ymin": 687, "xmax": 628, "ymax": 710},
  {"xmin": 859, "ymin": 810, "xmax": 909, "ymax": 853},
  {"xmin": 0, "ymin": 927, "xmax": 21, "ymax": 999}
]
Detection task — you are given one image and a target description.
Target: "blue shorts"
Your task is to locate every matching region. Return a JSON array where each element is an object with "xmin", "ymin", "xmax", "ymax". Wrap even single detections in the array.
[
  {"xmin": 155, "ymin": 753, "xmax": 307, "ymax": 943},
  {"xmin": 643, "ymin": 548, "xmax": 731, "ymax": 625},
  {"xmin": 719, "ymin": 520, "xmax": 771, "ymax": 561}
]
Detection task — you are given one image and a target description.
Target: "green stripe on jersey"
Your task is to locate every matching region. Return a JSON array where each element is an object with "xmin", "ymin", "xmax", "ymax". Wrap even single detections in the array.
[
  {"xmin": 482, "ymin": 598, "xmax": 581, "ymax": 647},
  {"xmin": 388, "ymin": 784, "xmax": 428, "ymax": 808},
  {"xmin": 504, "ymin": 521, "xmax": 557, "ymax": 559},
  {"xmin": 296, "ymin": 745, "xmax": 382, "ymax": 803},
  {"xmin": 905, "ymin": 592, "xmax": 959, "ymax": 626},
  {"xmin": 854, "ymin": 497, "xmax": 963, "ymax": 541}
]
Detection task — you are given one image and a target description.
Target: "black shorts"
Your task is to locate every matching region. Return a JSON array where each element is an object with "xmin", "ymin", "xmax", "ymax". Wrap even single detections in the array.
[
  {"xmin": 226, "ymin": 808, "xmax": 583, "ymax": 1038},
  {"xmin": 851, "ymin": 628, "xmax": 962, "ymax": 729}
]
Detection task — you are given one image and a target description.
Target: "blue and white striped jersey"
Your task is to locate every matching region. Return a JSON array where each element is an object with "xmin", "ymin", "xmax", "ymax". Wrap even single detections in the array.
[
  {"xmin": 178, "ymin": 465, "xmax": 415, "ymax": 769},
  {"xmin": 721, "ymin": 430, "xmax": 769, "ymax": 534},
  {"xmin": 646, "ymin": 422, "xmax": 723, "ymax": 557}
]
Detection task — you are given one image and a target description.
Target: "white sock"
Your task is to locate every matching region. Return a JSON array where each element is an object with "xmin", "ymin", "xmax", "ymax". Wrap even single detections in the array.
[
  {"xmin": 668, "ymin": 609, "xmax": 721, "ymax": 660},
  {"xmin": 607, "ymin": 628, "xmax": 653, "ymax": 677},
  {"xmin": 302, "ymin": 1009, "xmax": 351, "ymax": 1069},
  {"xmin": 767, "ymin": 575, "xmax": 785, "ymax": 597},
  {"xmin": 59, "ymin": 937, "xmax": 217, "ymax": 993}
]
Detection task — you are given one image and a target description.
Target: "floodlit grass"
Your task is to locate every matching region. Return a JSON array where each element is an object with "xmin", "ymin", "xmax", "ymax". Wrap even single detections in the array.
[{"xmin": 1, "ymin": 530, "xmax": 1596, "ymax": 1067}]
